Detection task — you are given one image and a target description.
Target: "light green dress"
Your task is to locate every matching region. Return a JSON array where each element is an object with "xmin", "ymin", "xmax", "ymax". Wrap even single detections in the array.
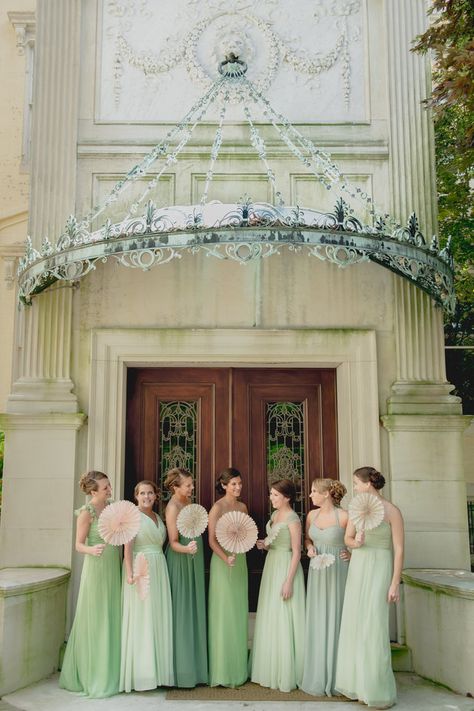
[
  {"xmin": 335, "ymin": 521, "xmax": 397, "ymax": 707},
  {"xmin": 59, "ymin": 503, "xmax": 121, "ymax": 698},
  {"xmin": 208, "ymin": 550, "xmax": 248, "ymax": 687},
  {"xmin": 166, "ymin": 534, "xmax": 208, "ymax": 687},
  {"xmin": 251, "ymin": 511, "xmax": 305, "ymax": 692},
  {"xmin": 300, "ymin": 508, "xmax": 349, "ymax": 696},
  {"xmin": 120, "ymin": 512, "xmax": 174, "ymax": 691}
]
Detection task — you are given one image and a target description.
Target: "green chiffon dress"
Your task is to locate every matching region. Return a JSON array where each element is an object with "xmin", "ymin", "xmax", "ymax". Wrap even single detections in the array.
[
  {"xmin": 300, "ymin": 508, "xmax": 349, "ymax": 696},
  {"xmin": 251, "ymin": 511, "xmax": 305, "ymax": 692},
  {"xmin": 59, "ymin": 503, "xmax": 121, "ymax": 698},
  {"xmin": 120, "ymin": 512, "xmax": 174, "ymax": 691},
  {"xmin": 335, "ymin": 521, "xmax": 397, "ymax": 708},
  {"xmin": 166, "ymin": 534, "xmax": 208, "ymax": 687},
  {"xmin": 208, "ymin": 550, "xmax": 248, "ymax": 687}
]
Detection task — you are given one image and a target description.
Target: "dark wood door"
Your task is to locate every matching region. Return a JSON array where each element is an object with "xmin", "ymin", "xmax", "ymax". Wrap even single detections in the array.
[{"xmin": 125, "ymin": 366, "xmax": 338, "ymax": 609}]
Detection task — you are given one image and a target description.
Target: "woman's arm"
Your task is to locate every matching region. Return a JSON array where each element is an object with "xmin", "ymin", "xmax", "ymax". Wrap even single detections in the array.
[
  {"xmin": 388, "ymin": 506, "xmax": 404, "ymax": 602},
  {"xmin": 281, "ymin": 518, "xmax": 302, "ymax": 600},
  {"xmin": 208, "ymin": 503, "xmax": 235, "ymax": 567},
  {"xmin": 165, "ymin": 503, "xmax": 197, "ymax": 555},
  {"xmin": 124, "ymin": 540, "xmax": 134, "ymax": 584},
  {"xmin": 338, "ymin": 509, "xmax": 351, "ymax": 560},
  {"xmin": 75, "ymin": 510, "xmax": 105, "ymax": 556},
  {"xmin": 344, "ymin": 519, "xmax": 364, "ymax": 549},
  {"xmin": 305, "ymin": 510, "xmax": 316, "ymax": 557}
]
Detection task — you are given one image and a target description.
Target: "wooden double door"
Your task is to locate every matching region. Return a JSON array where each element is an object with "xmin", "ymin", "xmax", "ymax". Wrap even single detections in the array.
[{"xmin": 125, "ymin": 367, "xmax": 338, "ymax": 608}]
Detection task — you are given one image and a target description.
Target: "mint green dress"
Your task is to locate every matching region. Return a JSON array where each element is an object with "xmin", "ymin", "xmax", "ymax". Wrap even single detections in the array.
[
  {"xmin": 59, "ymin": 503, "xmax": 121, "ymax": 698},
  {"xmin": 208, "ymin": 550, "xmax": 248, "ymax": 687},
  {"xmin": 166, "ymin": 534, "xmax": 208, "ymax": 686},
  {"xmin": 251, "ymin": 511, "xmax": 305, "ymax": 692},
  {"xmin": 300, "ymin": 508, "xmax": 349, "ymax": 696},
  {"xmin": 335, "ymin": 521, "xmax": 397, "ymax": 707},
  {"xmin": 120, "ymin": 512, "xmax": 174, "ymax": 691}
]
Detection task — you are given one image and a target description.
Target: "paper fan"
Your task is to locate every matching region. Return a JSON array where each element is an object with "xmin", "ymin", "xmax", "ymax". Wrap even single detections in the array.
[
  {"xmin": 216, "ymin": 511, "xmax": 258, "ymax": 554},
  {"xmin": 177, "ymin": 503, "xmax": 208, "ymax": 539},
  {"xmin": 263, "ymin": 522, "xmax": 284, "ymax": 547},
  {"xmin": 133, "ymin": 552, "xmax": 150, "ymax": 601},
  {"xmin": 310, "ymin": 553, "xmax": 336, "ymax": 570},
  {"xmin": 348, "ymin": 493, "xmax": 384, "ymax": 532},
  {"xmin": 98, "ymin": 500, "xmax": 141, "ymax": 546}
]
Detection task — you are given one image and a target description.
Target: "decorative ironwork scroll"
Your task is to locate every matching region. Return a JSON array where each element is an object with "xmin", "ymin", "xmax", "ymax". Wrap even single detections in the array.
[
  {"xmin": 266, "ymin": 401, "xmax": 305, "ymax": 519},
  {"xmin": 159, "ymin": 400, "xmax": 197, "ymax": 498}
]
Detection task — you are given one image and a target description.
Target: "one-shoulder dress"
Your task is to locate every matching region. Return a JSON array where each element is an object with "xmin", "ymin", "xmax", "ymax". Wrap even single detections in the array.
[
  {"xmin": 335, "ymin": 521, "xmax": 397, "ymax": 708},
  {"xmin": 300, "ymin": 508, "xmax": 349, "ymax": 696},
  {"xmin": 59, "ymin": 503, "xmax": 121, "ymax": 698},
  {"xmin": 120, "ymin": 511, "xmax": 174, "ymax": 691},
  {"xmin": 251, "ymin": 511, "xmax": 305, "ymax": 692}
]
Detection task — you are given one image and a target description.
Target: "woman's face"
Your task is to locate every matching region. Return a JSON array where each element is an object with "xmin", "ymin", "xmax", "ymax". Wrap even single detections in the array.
[
  {"xmin": 269, "ymin": 487, "xmax": 289, "ymax": 510},
  {"xmin": 353, "ymin": 475, "xmax": 370, "ymax": 494},
  {"xmin": 93, "ymin": 477, "xmax": 111, "ymax": 501},
  {"xmin": 175, "ymin": 476, "xmax": 194, "ymax": 499},
  {"xmin": 136, "ymin": 483, "xmax": 156, "ymax": 510},
  {"xmin": 222, "ymin": 476, "xmax": 242, "ymax": 498},
  {"xmin": 310, "ymin": 483, "xmax": 327, "ymax": 508}
]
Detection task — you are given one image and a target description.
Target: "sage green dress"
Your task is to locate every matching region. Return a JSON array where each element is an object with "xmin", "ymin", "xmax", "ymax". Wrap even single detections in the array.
[
  {"xmin": 300, "ymin": 508, "xmax": 349, "ymax": 696},
  {"xmin": 335, "ymin": 521, "xmax": 397, "ymax": 708},
  {"xmin": 251, "ymin": 511, "xmax": 305, "ymax": 692},
  {"xmin": 166, "ymin": 534, "xmax": 208, "ymax": 686},
  {"xmin": 59, "ymin": 503, "xmax": 121, "ymax": 698},
  {"xmin": 208, "ymin": 551, "xmax": 248, "ymax": 687},
  {"xmin": 120, "ymin": 512, "xmax": 174, "ymax": 691}
]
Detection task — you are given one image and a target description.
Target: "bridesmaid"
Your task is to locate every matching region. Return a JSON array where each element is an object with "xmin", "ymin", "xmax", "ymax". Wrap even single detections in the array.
[
  {"xmin": 335, "ymin": 467, "xmax": 404, "ymax": 709},
  {"xmin": 59, "ymin": 471, "xmax": 121, "ymax": 698},
  {"xmin": 300, "ymin": 478, "xmax": 350, "ymax": 696},
  {"xmin": 251, "ymin": 479, "xmax": 305, "ymax": 692},
  {"xmin": 208, "ymin": 468, "xmax": 249, "ymax": 687},
  {"xmin": 120, "ymin": 480, "xmax": 174, "ymax": 691},
  {"xmin": 164, "ymin": 468, "xmax": 208, "ymax": 687}
]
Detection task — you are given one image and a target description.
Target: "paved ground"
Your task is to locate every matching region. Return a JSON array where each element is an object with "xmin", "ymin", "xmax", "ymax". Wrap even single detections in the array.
[{"xmin": 1, "ymin": 673, "xmax": 474, "ymax": 711}]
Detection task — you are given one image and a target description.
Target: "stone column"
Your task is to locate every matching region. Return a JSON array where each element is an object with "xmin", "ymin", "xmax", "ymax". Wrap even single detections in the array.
[{"xmin": 0, "ymin": 0, "xmax": 86, "ymax": 568}]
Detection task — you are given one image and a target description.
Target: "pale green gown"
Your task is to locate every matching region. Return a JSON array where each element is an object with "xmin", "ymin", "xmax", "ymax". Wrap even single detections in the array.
[
  {"xmin": 335, "ymin": 521, "xmax": 397, "ymax": 708},
  {"xmin": 300, "ymin": 508, "xmax": 349, "ymax": 696},
  {"xmin": 120, "ymin": 512, "xmax": 174, "ymax": 691},
  {"xmin": 166, "ymin": 534, "xmax": 208, "ymax": 686},
  {"xmin": 208, "ymin": 551, "xmax": 248, "ymax": 687},
  {"xmin": 251, "ymin": 511, "xmax": 305, "ymax": 692},
  {"xmin": 59, "ymin": 503, "xmax": 121, "ymax": 698}
]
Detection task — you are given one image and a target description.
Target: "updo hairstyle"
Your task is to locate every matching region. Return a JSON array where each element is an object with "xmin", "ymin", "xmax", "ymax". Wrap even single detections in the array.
[
  {"xmin": 134, "ymin": 479, "xmax": 160, "ymax": 502},
  {"xmin": 79, "ymin": 470, "xmax": 109, "ymax": 495},
  {"xmin": 164, "ymin": 467, "xmax": 192, "ymax": 493},
  {"xmin": 353, "ymin": 466, "xmax": 385, "ymax": 490},
  {"xmin": 271, "ymin": 479, "xmax": 296, "ymax": 505},
  {"xmin": 216, "ymin": 467, "xmax": 242, "ymax": 495},
  {"xmin": 312, "ymin": 478, "xmax": 347, "ymax": 506}
]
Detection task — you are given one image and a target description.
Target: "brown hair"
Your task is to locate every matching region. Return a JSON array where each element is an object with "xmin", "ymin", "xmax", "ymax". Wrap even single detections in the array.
[
  {"xmin": 271, "ymin": 479, "xmax": 297, "ymax": 505},
  {"xmin": 353, "ymin": 466, "xmax": 385, "ymax": 490},
  {"xmin": 163, "ymin": 468, "xmax": 192, "ymax": 493},
  {"xmin": 216, "ymin": 467, "xmax": 242, "ymax": 495},
  {"xmin": 312, "ymin": 478, "xmax": 347, "ymax": 506},
  {"xmin": 79, "ymin": 470, "xmax": 109, "ymax": 495},
  {"xmin": 134, "ymin": 479, "xmax": 160, "ymax": 502}
]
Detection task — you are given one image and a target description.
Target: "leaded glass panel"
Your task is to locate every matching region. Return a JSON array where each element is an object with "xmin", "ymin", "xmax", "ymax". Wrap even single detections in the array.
[
  {"xmin": 160, "ymin": 400, "xmax": 197, "ymax": 499},
  {"xmin": 266, "ymin": 401, "xmax": 305, "ymax": 519}
]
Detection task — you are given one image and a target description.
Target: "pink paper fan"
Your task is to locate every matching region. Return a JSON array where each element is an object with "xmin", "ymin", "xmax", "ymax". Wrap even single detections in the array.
[
  {"xmin": 133, "ymin": 552, "xmax": 150, "ymax": 601},
  {"xmin": 215, "ymin": 511, "xmax": 258, "ymax": 554},
  {"xmin": 310, "ymin": 553, "xmax": 336, "ymax": 571},
  {"xmin": 177, "ymin": 503, "xmax": 208, "ymax": 539},
  {"xmin": 98, "ymin": 500, "xmax": 141, "ymax": 546}
]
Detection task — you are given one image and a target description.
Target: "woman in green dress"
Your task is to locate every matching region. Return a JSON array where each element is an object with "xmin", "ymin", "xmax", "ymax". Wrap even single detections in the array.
[
  {"xmin": 335, "ymin": 467, "xmax": 404, "ymax": 709},
  {"xmin": 165, "ymin": 468, "xmax": 208, "ymax": 687},
  {"xmin": 300, "ymin": 478, "xmax": 350, "ymax": 696},
  {"xmin": 251, "ymin": 479, "xmax": 305, "ymax": 692},
  {"xmin": 208, "ymin": 468, "xmax": 249, "ymax": 687},
  {"xmin": 59, "ymin": 471, "xmax": 121, "ymax": 698},
  {"xmin": 120, "ymin": 480, "xmax": 174, "ymax": 691}
]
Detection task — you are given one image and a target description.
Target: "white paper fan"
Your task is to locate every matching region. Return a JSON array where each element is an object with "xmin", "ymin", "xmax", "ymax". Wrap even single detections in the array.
[
  {"xmin": 310, "ymin": 553, "xmax": 336, "ymax": 570},
  {"xmin": 348, "ymin": 493, "xmax": 384, "ymax": 532},
  {"xmin": 133, "ymin": 552, "xmax": 150, "ymax": 601},
  {"xmin": 177, "ymin": 503, "xmax": 208, "ymax": 539},
  {"xmin": 98, "ymin": 500, "xmax": 141, "ymax": 546},
  {"xmin": 215, "ymin": 511, "xmax": 258, "ymax": 554},
  {"xmin": 263, "ymin": 522, "xmax": 284, "ymax": 547}
]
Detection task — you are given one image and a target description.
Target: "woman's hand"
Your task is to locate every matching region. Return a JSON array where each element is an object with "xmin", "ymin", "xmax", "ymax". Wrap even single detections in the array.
[
  {"xmin": 89, "ymin": 544, "xmax": 106, "ymax": 557},
  {"xmin": 281, "ymin": 579, "xmax": 293, "ymax": 600},
  {"xmin": 226, "ymin": 554, "xmax": 236, "ymax": 567},
  {"xmin": 256, "ymin": 539, "xmax": 268, "ymax": 551},
  {"xmin": 340, "ymin": 548, "xmax": 351, "ymax": 561},
  {"xmin": 186, "ymin": 540, "xmax": 198, "ymax": 555},
  {"xmin": 388, "ymin": 582, "xmax": 400, "ymax": 603},
  {"xmin": 352, "ymin": 530, "xmax": 365, "ymax": 547},
  {"xmin": 306, "ymin": 545, "xmax": 317, "ymax": 558},
  {"xmin": 127, "ymin": 575, "xmax": 135, "ymax": 585}
]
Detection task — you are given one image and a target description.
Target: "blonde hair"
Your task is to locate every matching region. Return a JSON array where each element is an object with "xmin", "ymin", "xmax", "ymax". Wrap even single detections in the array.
[
  {"xmin": 312, "ymin": 478, "xmax": 347, "ymax": 506},
  {"xmin": 163, "ymin": 468, "xmax": 192, "ymax": 493},
  {"xmin": 79, "ymin": 470, "xmax": 109, "ymax": 495},
  {"xmin": 133, "ymin": 479, "xmax": 160, "ymax": 502}
]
